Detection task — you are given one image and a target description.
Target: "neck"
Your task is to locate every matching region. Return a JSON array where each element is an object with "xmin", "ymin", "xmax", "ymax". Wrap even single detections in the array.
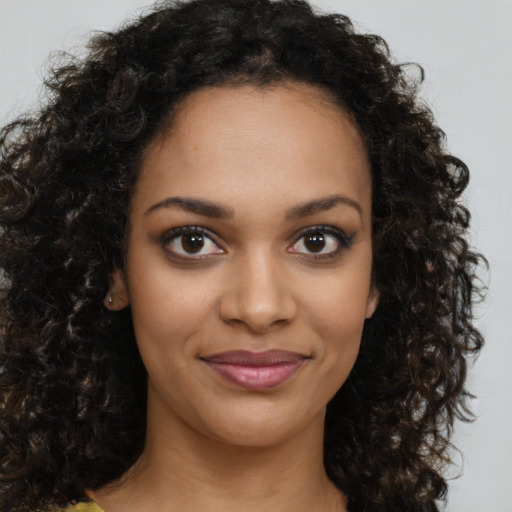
[{"xmin": 90, "ymin": 391, "xmax": 347, "ymax": 512}]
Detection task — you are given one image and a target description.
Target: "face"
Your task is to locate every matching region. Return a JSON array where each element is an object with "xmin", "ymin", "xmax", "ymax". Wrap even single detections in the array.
[{"xmin": 108, "ymin": 83, "xmax": 378, "ymax": 447}]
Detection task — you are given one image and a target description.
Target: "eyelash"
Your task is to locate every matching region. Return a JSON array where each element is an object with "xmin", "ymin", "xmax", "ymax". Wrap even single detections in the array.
[
  {"xmin": 288, "ymin": 225, "xmax": 355, "ymax": 259},
  {"xmin": 160, "ymin": 226, "xmax": 223, "ymax": 260},
  {"xmin": 159, "ymin": 224, "xmax": 354, "ymax": 261}
]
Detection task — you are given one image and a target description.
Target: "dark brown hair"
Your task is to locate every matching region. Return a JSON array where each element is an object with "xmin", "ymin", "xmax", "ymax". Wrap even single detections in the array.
[{"xmin": 0, "ymin": 1, "xmax": 484, "ymax": 510}]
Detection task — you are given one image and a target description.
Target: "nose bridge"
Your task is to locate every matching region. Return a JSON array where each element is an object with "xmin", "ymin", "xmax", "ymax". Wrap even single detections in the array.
[{"xmin": 219, "ymin": 246, "xmax": 296, "ymax": 332}]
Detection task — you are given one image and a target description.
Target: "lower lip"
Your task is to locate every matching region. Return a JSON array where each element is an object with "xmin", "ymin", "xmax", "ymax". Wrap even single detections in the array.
[{"xmin": 203, "ymin": 360, "xmax": 306, "ymax": 390}]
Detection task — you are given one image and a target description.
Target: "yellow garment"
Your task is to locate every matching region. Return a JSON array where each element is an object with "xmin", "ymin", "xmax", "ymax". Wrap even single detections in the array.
[{"xmin": 65, "ymin": 502, "xmax": 105, "ymax": 512}]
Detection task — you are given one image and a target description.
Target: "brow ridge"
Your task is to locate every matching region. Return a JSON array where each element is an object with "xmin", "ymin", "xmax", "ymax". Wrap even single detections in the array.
[
  {"xmin": 145, "ymin": 197, "xmax": 234, "ymax": 218},
  {"xmin": 145, "ymin": 194, "xmax": 361, "ymax": 220},
  {"xmin": 285, "ymin": 195, "xmax": 362, "ymax": 220}
]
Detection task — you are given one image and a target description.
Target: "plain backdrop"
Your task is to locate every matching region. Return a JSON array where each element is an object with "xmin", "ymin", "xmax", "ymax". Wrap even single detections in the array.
[{"xmin": 1, "ymin": 1, "xmax": 511, "ymax": 511}]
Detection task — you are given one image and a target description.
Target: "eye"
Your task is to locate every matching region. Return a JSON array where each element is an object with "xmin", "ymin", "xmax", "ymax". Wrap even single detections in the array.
[
  {"xmin": 162, "ymin": 226, "xmax": 224, "ymax": 258},
  {"xmin": 288, "ymin": 226, "xmax": 353, "ymax": 257}
]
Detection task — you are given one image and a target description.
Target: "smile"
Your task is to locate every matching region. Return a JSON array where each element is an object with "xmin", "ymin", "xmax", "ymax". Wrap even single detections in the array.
[{"xmin": 201, "ymin": 350, "xmax": 309, "ymax": 390}]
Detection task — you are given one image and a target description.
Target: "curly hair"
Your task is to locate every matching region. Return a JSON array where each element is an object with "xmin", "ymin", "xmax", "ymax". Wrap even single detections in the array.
[{"xmin": 0, "ymin": 0, "xmax": 485, "ymax": 510}]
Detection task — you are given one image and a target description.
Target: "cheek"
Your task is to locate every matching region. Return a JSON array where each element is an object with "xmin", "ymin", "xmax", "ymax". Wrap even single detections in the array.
[
  {"xmin": 126, "ymin": 255, "xmax": 219, "ymax": 361},
  {"xmin": 303, "ymin": 267, "xmax": 372, "ymax": 377}
]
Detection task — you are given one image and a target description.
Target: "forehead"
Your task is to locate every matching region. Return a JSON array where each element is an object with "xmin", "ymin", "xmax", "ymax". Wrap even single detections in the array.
[{"xmin": 134, "ymin": 83, "xmax": 371, "ymax": 219}]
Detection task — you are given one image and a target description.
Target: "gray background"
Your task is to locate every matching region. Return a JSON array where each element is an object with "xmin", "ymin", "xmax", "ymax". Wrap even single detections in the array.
[{"xmin": 1, "ymin": 1, "xmax": 510, "ymax": 511}]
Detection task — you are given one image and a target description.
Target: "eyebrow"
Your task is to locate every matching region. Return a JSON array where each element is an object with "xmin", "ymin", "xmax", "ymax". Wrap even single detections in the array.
[
  {"xmin": 145, "ymin": 196, "xmax": 234, "ymax": 218},
  {"xmin": 145, "ymin": 194, "xmax": 362, "ymax": 220},
  {"xmin": 285, "ymin": 195, "xmax": 362, "ymax": 220}
]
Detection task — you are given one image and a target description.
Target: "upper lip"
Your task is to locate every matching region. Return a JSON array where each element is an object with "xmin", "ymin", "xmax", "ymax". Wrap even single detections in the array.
[{"xmin": 201, "ymin": 349, "xmax": 309, "ymax": 366}]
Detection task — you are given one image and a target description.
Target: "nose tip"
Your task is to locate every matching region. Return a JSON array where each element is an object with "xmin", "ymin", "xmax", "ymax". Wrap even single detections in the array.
[
  {"xmin": 224, "ymin": 310, "xmax": 291, "ymax": 335},
  {"xmin": 218, "ymin": 256, "xmax": 297, "ymax": 334}
]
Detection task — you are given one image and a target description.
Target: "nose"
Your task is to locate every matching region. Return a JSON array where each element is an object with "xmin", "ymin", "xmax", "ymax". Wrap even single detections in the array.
[{"xmin": 218, "ymin": 250, "xmax": 297, "ymax": 334}]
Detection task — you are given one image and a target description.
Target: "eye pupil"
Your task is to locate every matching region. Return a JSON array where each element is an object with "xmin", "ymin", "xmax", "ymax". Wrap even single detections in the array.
[
  {"xmin": 182, "ymin": 233, "xmax": 204, "ymax": 253},
  {"xmin": 304, "ymin": 232, "xmax": 325, "ymax": 252}
]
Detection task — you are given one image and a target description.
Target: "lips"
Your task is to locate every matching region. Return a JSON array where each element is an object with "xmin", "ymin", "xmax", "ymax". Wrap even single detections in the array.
[{"xmin": 201, "ymin": 349, "xmax": 308, "ymax": 390}]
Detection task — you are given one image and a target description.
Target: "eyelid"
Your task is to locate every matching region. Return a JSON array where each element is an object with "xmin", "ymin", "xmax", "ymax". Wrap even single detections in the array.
[
  {"xmin": 160, "ymin": 225, "xmax": 225, "ymax": 259},
  {"xmin": 288, "ymin": 225, "xmax": 355, "ymax": 257},
  {"xmin": 157, "ymin": 224, "xmax": 354, "ymax": 261}
]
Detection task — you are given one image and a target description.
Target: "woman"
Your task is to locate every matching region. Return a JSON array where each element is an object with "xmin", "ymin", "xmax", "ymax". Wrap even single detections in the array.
[{"xmin": 0, "ymin": 0, "xmax": 485, "ymax": 511}]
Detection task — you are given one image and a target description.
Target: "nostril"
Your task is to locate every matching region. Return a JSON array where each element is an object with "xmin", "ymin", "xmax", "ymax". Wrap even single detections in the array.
[{"xmin": 220, "ymin": 307, "xmax": 294, "ymax": 334}]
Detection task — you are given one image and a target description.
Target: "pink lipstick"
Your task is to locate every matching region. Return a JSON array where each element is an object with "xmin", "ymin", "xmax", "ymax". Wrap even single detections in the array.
[{"xmin": 201, "ymin": 349, "xmax": 308, "ymax": 390}]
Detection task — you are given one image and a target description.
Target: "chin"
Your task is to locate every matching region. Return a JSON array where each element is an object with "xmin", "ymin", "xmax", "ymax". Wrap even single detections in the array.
[{"xmin": 199, "ymin": 403, "xmax": 325, "ymax": 449}]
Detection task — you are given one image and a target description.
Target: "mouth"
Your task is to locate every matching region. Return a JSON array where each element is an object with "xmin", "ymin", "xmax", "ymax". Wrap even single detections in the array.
[{"xmin": 200, "ymin": 349, "xmax": 309, "ymax": 391}]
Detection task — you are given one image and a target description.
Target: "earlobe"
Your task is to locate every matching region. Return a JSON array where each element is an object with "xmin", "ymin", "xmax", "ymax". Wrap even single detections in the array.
[
  {"xmin": 365, "ymin": 286, "xmax": 380, "ymax": 319},
  {"xmin": 104, "ymin": 268, "xmax": 129, "ymax": 311}
]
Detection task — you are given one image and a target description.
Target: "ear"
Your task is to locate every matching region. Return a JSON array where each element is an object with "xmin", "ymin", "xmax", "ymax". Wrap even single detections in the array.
[
  {"xmin": 104, "ymin": 268, "xmax": 129, "ymax": 311},
  {"xmin": 365, "ymin": 285, "xmax": 380, "ymax": 319}
]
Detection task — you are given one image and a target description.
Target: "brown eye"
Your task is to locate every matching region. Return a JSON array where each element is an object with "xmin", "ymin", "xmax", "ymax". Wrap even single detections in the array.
[
  {"xmin": 163, "ymin": 227, "xmax": 224, "ymax": 258},
  {"xmin": 303, "ymin": 232, "xmax": 325, "ymax": 252},
  {"xmin": 288, "ymin": 226, "xmax": 353, "ymax": 258},
  {"xmin": 181, "ymin": 233, "xmax": 205, "ymax": 253}
]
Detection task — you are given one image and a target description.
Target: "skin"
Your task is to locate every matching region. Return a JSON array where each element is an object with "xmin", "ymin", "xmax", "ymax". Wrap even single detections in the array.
[{"xmin": 96, "ymin": 82, "xmax": 378, "ymax": 512}]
